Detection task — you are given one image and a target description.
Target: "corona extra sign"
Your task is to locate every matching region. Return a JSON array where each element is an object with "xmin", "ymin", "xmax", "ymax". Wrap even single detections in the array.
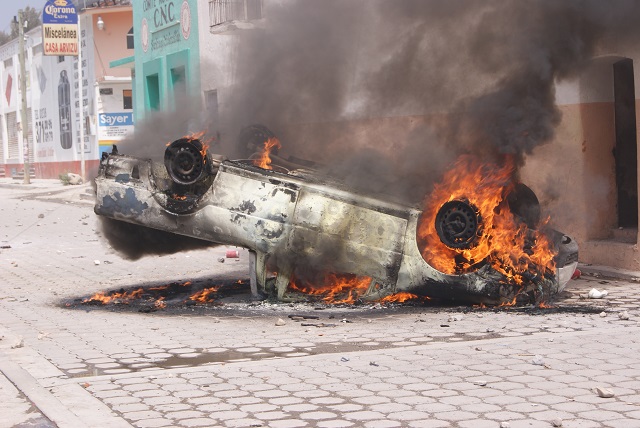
[{"xmin": 42, "ymin": 0, "xmax": 78, "ymax": 56}]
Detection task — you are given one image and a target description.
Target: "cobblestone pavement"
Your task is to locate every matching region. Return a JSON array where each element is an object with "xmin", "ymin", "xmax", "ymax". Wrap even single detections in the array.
[{"xmin": 1, "ymin": 181, "xmax": 640, "ymax": 428}]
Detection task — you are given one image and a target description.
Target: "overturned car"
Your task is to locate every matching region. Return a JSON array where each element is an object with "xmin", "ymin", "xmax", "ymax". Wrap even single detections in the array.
[{"xmin": 94, "ymin": 133, "xmax": 578, "ymax": 306}]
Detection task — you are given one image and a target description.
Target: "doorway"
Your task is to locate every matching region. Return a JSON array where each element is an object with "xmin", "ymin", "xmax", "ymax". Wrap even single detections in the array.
[{"xmin": 613, "ymin": 59, "xmax": 638, "ymax": 228}]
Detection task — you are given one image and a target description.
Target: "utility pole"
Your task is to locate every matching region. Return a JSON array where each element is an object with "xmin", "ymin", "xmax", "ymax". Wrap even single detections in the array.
[
  {"xmin": 78, "ymin": 17, "xmax": 85, "ymax": 182},
  {"xmin": 17, "ymin": 11, "xmax": 30, "ymax": 184}
]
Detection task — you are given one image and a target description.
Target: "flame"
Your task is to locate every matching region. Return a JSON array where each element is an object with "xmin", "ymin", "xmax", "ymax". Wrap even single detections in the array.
[
  {"xmin": 83, "ymin": 288, "xmax": 144, "ymax": 304},
  {"xmin": 172, "ymin": 194, "xmax": 187, "ymax": 200},
  {"xmin": 167, "ymin": 131, "xmax": 214, "ymax": 162},
  {"xmin": 498, "ymin": 296, "xmax": 518, "ymax": 307},
  {"xmin": 417, "ymin": 155, "xmax": 556, "ymax": 285},
  {"xmin": 378, "ymin": 292, "xmax": 426, "ymax": 303},
  {"xmin": 539, "ymin": 301, "xmax": 555, "ymax": 309},
  {"xmin": 288, "ymin": 273, "xmax": 371, "ymax": 304},
  {"xmin": 189, "ymin": 286, "xmax": 220, "ymax": 303},
  {"xmin": 253, "ymin": 137, "xmax": 282, "ymax": 170},
  {"xmin": 185, "ymin": 131, "xmax": 213, "ymax": 164},
  {"xmin": 83, "ymin": 281, "xmax": 193, "ymax": 306}
]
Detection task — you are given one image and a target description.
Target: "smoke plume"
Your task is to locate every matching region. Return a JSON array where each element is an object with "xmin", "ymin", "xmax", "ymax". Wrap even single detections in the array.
[
  {"xmin": 100, "ymin": 0, "xmax": 640, "ymax": 260},
  {"xmin": 222, "ymin": 0, "xmax": 640, "ymax": 198}
]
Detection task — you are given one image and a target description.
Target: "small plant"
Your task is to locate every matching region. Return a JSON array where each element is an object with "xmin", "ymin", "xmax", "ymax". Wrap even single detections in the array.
[{"xmin": 59, "ymin": 172, "xmax": 71, "ymax": 186}]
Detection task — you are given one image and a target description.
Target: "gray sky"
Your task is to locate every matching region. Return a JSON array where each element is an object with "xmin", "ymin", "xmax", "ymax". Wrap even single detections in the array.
[{"xmin": 0, "ymin": 0, "xmax": 47, "ymax": 35}]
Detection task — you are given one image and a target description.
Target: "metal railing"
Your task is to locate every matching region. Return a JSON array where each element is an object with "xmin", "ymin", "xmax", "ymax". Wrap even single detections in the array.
[{"xmin": 209, "ymin": 0, "xmax": 262, "ymax": 27}]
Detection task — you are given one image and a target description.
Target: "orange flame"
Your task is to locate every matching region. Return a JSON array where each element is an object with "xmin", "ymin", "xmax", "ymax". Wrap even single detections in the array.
[
  {"xmin": 253, "ymin": 137, "xmax": 282, "ymax": 170},
  {"xmin": 83, "ymin": 281, "xmax": 193, "ymax": 305},
  {"xmin": 185, "ymin": 131, "xmax": 213, "ymax": 164},
  {"xmin": 154, "ymin": 297, "xmax": 167, "ymax": 309},
  {"xmin": 417, "ymin": 155, "xmax": 556, "ymax": 285},
  {"xmin": 378, "ymin": 292, "xmax": 426, "ymax": 303},
  {"xmin": 288, "ymin": 273, "xmax": 371, "ymax": 304},
  {"xmin": 498, "ymin": 296, "xmax": 518, "ymax": 307},
  {"xmin": 167, "ymin": 131, "xmax": 214, "ymax": 162},
  {"xmin": 189, "ymin": 286, "xmax": 220, "ymax": 303},
  {"xmin": 83, "ymin": 288, "xmax": 144, "ymax": 304}
]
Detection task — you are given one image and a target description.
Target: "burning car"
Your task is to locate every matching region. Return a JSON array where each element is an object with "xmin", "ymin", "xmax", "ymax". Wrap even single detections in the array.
[{"xmin": 94, "ymin": 131, "xmax": 578, "ymax": 306}]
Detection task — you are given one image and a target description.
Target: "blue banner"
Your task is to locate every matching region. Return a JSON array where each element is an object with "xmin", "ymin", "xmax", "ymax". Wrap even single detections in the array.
[{"xmin": 42, "ymin": 0, "xmax": 78, "ymax": 25}]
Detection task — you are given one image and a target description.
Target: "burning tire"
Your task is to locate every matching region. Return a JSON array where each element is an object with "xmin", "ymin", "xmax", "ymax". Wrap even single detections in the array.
[
  {"xmin": 417, "ymin": 157, "xmax": 558, "ymax": 287},
  {"xmin": 435, "ymin": 200, "xmax": 482, "ymax": 249}
]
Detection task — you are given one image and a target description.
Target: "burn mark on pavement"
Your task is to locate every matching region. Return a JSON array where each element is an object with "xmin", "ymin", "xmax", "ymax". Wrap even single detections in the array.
[{"xmin": 60, "ymin": 276, "xmax": 605, "ymax": 379}]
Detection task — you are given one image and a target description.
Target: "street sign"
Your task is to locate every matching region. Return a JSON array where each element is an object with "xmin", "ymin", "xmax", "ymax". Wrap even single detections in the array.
[{"xmin": 42, "ymin": 0, "xmax": 79, "ymax": 56}]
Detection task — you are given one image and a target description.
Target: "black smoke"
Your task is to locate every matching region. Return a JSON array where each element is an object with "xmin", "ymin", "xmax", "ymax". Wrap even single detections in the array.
[
  {"xmin": 221, "ymin": 0, "xmax": 640, "ymax": 199},
  {"xmin": 99, "ymin": 0, "xmax": 640, "ymax": 260}
]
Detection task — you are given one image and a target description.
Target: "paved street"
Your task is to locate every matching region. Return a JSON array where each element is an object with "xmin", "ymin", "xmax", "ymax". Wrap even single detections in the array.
[{"xmin": 1, "ymin": 180, "xmax": 640, "ymax": 428}]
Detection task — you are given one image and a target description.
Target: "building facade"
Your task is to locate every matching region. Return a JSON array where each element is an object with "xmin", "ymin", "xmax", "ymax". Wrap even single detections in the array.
[
  {"xmin": 0, "ymin": 2, "xmax": 133, "ymax": 179},
  {"xmin": 522, "ymin": 52, "xmax": 640, "ymax": 270}
]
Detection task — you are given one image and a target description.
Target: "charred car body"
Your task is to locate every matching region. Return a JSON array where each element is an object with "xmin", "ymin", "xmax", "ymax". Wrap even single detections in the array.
[{"xmin": 94, "ymin": 134, "xmax": 578, "ymax": 305}]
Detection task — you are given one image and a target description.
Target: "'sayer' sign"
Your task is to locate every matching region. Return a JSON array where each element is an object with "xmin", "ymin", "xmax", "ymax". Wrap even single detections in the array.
[
  {"xmin": 99, "ymin": 113, "xmax": 134, "ymax": 126},
  {"xmin": 98, "ymin": 113, "xmax": 134, "ymax": 141}
]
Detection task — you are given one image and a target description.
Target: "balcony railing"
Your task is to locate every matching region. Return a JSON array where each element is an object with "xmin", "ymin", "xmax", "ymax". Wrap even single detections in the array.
[{"xmin": 209, "ymin": 0, "xmax": 262, "ymax": 28}]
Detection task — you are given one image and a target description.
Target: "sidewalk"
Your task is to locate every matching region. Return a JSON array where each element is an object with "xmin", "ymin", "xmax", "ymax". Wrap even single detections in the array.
[{"xmin": 0, "ymin": 177, "xmax": 95, "ymax": 206}]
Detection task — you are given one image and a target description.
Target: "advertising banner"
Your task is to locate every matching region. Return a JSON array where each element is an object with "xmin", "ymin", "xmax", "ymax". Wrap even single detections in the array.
[
  {"xmin": 98, "ymin": 112, "xmax": 134, "ymax": 140},
  {"xmin": 32, "ymin": 52, "xmax": 78, "ymax": 161},
  {"xmin": 42, "ymin": 0, "xmax": 78, "ymax": 56}
]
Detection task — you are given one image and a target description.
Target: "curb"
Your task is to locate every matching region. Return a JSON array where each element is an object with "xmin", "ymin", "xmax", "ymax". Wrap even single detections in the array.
[{"xmin": 579, "ymin": 263, "xmax": 640, "ymax": 282}]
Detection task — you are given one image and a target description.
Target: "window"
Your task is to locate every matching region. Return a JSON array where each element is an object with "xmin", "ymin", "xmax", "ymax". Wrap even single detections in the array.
[
  {"xmin": 58, "ymin": 56, "xmax": 65, "ymax": 63},
  {"xmin": 123, "ymin": 89, "xmax": 132, "ymax": 109},
  {"xmin": 3, "ymin": 58, "xmax": 12, "ymax": 68},
  {"xmin": 209, "ymin": 0, "xmax": 262, "ymax": 27},
  {"xmin": 127, "ymin": 27, "xmax": 134, "ymax": 49}
]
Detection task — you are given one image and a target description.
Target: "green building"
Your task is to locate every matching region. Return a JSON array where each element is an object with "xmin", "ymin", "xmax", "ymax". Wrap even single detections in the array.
[{"xmin": 112, "ymin": 0, "xmax": 200, "ymax": 121}]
